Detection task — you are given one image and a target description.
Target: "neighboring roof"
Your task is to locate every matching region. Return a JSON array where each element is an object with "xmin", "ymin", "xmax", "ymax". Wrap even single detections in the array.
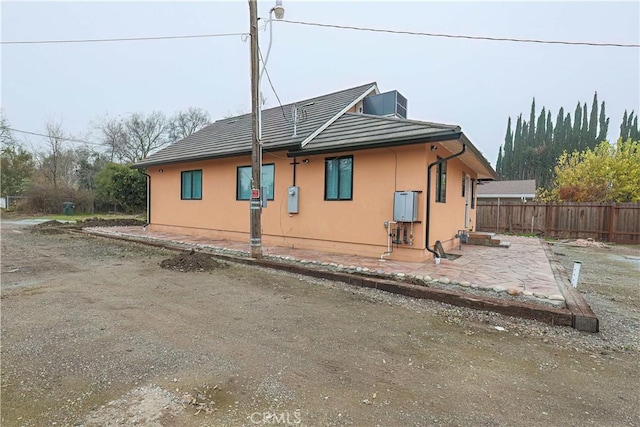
[
  {"xmin": 132, "ymin": 82, "xmax": 377, "ymax": 168},
  {"xmin": 477, "ymin": 180, "xmax": 536, "ymax": 198},
  {"xmin": 132, "ymin": 82, "xmax": 498, "ymax": 180}
]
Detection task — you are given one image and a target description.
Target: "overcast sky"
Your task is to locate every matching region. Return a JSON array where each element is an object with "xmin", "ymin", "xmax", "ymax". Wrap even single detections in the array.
[{"xmin": 2, "ymin": 1, "xmax": 639, "ymax": 166}]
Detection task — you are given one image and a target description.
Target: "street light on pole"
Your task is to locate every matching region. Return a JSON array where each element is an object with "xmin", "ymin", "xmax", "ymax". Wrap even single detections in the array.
[{"xmin": 249, "ymin": 0, "xmax": 285, "ymax": 259}]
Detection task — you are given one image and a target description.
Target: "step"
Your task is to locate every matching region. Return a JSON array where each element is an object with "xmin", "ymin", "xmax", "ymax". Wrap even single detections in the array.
[{"xmin": 467, "ymin": 232, "xmax": 496, "ymax": 240}]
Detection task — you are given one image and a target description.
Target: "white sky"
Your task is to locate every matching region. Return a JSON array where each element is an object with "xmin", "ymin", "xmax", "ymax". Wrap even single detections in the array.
[{"xmin": 2, "ymin": 0, "xmax": 639, "ymax": 166}]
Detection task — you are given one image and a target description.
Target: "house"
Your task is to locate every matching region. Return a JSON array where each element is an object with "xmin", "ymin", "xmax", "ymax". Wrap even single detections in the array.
[
  {"xmin": 476, "ymin": 179, "xmax": 536, "ymax": 203},
  {"xmin": 132, "ymin": 83, "xmax": 497, "ymax": 262}
]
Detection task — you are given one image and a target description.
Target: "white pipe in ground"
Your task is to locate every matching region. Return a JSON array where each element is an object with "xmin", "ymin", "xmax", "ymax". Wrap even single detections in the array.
[{"xmin": 571, "ymin": 261, "xmax": 582, "ymax": 288}]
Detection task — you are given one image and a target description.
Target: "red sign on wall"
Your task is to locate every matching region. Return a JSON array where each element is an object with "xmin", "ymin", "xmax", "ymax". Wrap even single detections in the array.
[{"xmin": 251, "ymin": 188, "xmax": 260, "ymax": 199}]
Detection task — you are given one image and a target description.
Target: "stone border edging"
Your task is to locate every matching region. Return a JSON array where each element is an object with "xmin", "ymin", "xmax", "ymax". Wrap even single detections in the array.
[{"xmin": 78, "ymin": 228, "xmax": 576, "ymax": 329}]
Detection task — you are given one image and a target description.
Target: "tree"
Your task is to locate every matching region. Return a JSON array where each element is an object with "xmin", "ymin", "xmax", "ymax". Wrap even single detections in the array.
[
  {"xmin": 552, "ymin": 139, "xmax": 640, "ymax": 202},
  {"xmin": 75, "ymin": 148, "xmax": 108, "ymax": 192},
  {"xmin": 1, "ymin": 111, "xmax": 16, "ymax": 148},
  {"xmin": 588, "ymin": 93, "xmax": 598, "ymax": 145},
  {"xmin": 597, "ymin": 101, "xmax": 609, "ymax": 144},
  {"xmin": 95, "ymin": 163, "xmax": 146, "ymax": 213},
  {"xmin": 37, "ymin": 121, "xmax": 77, "ymax": 192},
  {"xmin": 496, "ymin": 146, "xmax": 503, "ymax": 176},
  {"xmin": 98, "ymin": 108, "xmax": 209, "ymax": 163},
  {"xmin": 169, "ymin": 107, "xmax": 210, "ymax": 143},
  {"xmin": 98, "ymin": 112, "xmax": 169, "ymax": 163},
  {"xmin": 1, "ymin": 144, "xmax": 35, "ymax": 198},
  {"xmin": 620, "ymin": 110, "xmax": 629, "ymax": 140}
]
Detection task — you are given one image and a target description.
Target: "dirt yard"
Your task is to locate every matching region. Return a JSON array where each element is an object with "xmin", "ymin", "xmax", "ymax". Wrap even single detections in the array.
[{"xmin": 1, "ymin": 221, "xmax": 639, "ymax": 426}]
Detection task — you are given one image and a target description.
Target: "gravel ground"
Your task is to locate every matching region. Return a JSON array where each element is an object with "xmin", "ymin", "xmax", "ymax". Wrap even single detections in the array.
[{"xmin": 1, "ymin": 221, "xmax": 639, "ymax": 426}]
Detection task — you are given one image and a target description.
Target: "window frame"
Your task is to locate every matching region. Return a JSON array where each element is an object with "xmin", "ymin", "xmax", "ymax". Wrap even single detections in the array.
[
  {"xmin": 180, "ymin": 169, "xmax": 203, "ymax": 200},
  {"xmin": 236, "ymin": 163, "xmax": 275, "ymax": 201},
  {"xmin": 436, "ymin": 157, "xmax": 447, "ymax": 203},
  {"xmin": 471, "ymin": 178, "xmax": 476, "ymax": 209},
  {"xmin": 462, "ymin": 172, "xmax": 467, "ymax": 197},
  {"xmin": 324, "ymin": 155, "xmax": 354, "ymax": 201}
]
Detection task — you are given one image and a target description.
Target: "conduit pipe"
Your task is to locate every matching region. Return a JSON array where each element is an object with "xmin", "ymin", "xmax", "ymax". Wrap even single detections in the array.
[
  {"xmin": 426, "ymin": 143, "xmax": 467, "ymax": 259},
  {"xmin": 380, "ymin": 220, "xmax": 397, "ymax": 260}
]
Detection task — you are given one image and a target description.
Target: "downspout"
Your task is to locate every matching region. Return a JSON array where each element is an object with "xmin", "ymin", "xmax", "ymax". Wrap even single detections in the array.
[
  {"xmin": 426, "ymin": 143, "xmax": 467, "ymax": 259},
  {"xmin": 139, "ymin": 170, "xmax": 151, "ymax": 228}
]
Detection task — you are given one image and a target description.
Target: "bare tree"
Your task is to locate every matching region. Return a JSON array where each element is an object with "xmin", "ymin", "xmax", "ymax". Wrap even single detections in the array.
[
  {"xmin": 41, "ymin": 121, "xmax": 62, "ymax": 191},
  {"xmin": 169, "ymin": 107, "xmax": 210, "ymax": 143},
  {"xmin": 97, "ymin": 112, "xmax": 170, "ymax": 164},
  {"xmin": 32, "ymin": 121, "xmax": 76, "ymax": 210},
  {"xmin": 97, "ymin": 116, "xmax": 128, "ymax": 162}
]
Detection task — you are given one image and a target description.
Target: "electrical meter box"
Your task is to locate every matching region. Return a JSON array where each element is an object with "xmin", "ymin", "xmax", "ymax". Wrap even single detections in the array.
[
  {"xmin": 393, "ymin": 191, "xmax": 418, "ymax": 222},
  {"xmin": 287, "ymin": 186, "xmax": 299, "ymax": 214}
]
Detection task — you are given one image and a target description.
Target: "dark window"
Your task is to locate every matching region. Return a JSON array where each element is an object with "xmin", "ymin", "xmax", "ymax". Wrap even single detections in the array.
[
  {"xmin": 462, "ymin": 172, "xmax": 467, "ymax": 197},
  {"xmin": 181, "ymin": 170, "xmax": 202, "ymax": 200},
  {"xmin": 325, "ymin": 156, "xmax": 353, "ymax": 200},
  {"xmin": 436, "ymin": 158, "xmax": 447, "ymax": 203},
  {"xmin": 237, "ymin": 164, "xmax": 275, "ymax": 200},
  {"xmin": 471, "ymin": 179, "xmax": 476, "ymax": 209}
]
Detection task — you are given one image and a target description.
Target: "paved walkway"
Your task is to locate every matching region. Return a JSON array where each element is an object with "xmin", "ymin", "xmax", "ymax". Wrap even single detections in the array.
[{"xmin": 85, "ymin": 226, "xmax": 566, "ymax": 307}]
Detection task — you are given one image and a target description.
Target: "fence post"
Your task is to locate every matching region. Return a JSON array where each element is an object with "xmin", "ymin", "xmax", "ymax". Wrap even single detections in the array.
[{"xmin": 607, "ymin": 204, "xmax": 616, "ymax": 242}]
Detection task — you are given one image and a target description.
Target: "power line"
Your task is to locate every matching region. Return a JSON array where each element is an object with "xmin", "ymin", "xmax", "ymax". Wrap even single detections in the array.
[
  {"xmin": 258, "ymin": 48, "xmax": 290, "ymax": 124},
  {"xmin": 7, "ymin": 127, "xmax": 101, "ymax": 146},
  {"xmin": 278, "ymin": 19, "xmax": 640, "ymax": 49},
  {"xmin": 1, "ymin": 32, "xmax": 247, "ymax": 45},
  {"xmin": 3, "ymin": 20, "xmax": 636, "ymax": 48}
]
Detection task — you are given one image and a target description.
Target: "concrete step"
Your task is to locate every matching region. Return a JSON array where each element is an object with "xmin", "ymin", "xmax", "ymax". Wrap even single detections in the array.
[{"xmin": 464, "ymin": 233, "xmax": 510, "ymax": 249}]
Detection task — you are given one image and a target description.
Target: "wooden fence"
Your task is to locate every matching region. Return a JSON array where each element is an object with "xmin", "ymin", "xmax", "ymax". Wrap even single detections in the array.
[{"xmin": 476, "ymin": 202, "xmax": 640, "ymax": 244}]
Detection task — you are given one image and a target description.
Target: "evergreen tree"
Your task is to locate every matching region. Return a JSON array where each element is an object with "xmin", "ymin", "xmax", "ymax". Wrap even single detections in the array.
[
  {"xmin": 573, "ymin": 103, "xmax": 582, "ymax": 151},
  {"xmin": 588, "ymin": 92, "xmax": 598, "ymax": 146},
  {"xmin": 493, "ymin": 95, "xmax": 637, "ymax": 192},
  {"xmin": 501, "ymin": 117, "xmax": 513, "ymax": 178},
  {"xmin": 511, "ymin": 114, "xmax": 523, "ymax": 180},
  {"xmin": 554, "ymin": 107, "xmax": 565, "ymax": 148},
  {"xmin": 545, "ymin": 111, "xmax": 554, "ymax": 146},
  {"xmin": 564, "ymin": 113, "xmax": 573, "ymax": 150},
  {"xmin": 535, "ymin": 107, "xmax": 546, "ymax": 147},
  {"xmin": 597, "ymin": 101, "xmax": 609, "ymax": 143},
  {"xmin": 631, "ymin": 112, "xmax": 639, "ymax": 141},
  {"xmin": 620, "ymin": 110, "xmax": 629, "ymax": 140},
  {"xmin": 521, "ymin": 122, "xmax": 530, "ymax": 180},
  {"xmin": 528, "ymin": 98, "xmax": 536, "ymax": 148},
  {"xmin": 581, "ymin": 103, "xmax": 589, "ymax": 150}
]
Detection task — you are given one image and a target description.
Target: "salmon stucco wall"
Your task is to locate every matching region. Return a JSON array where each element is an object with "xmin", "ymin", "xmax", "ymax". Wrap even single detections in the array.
[{"xmin": 148, "ymin": 140, "xmax": 478, "ymax": 261}]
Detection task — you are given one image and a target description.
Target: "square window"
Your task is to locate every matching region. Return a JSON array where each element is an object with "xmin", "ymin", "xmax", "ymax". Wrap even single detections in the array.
[
  {"xmin": 181, "ymin": 170, "xmax": 202, "ymax": 200},
  {"xmin": 237, "ymin": 164, "xmax": 275, "ymax": 200},
  {"xmin": 325, "ymin": 156, "xmax": 353, "ymax": 200}
]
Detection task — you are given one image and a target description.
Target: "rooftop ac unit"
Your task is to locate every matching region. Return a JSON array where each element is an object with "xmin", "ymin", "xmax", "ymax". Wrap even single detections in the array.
[{"xmin": 363, "ymin": 90, "xmax": 408, "ymax": 119}]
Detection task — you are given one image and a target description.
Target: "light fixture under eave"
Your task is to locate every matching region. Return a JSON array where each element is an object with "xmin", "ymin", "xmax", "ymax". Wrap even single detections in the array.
[{"xmin": 272, "ymin": 0, "xmax": 285, "ymax": 20}]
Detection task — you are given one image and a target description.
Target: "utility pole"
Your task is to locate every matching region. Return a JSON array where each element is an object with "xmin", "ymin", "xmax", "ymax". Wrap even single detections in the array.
[{"xmin": 249, "ymin": 0, "xmax": 262, "ymax": 258}]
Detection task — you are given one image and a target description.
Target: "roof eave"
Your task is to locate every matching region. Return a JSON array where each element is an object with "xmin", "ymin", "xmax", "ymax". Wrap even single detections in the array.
[
  {"xmin": 131, "ymin": 142, "xmax": 299, "ymax": 169},
  {"xmin": 287, "ymin": 130, "xmax": 461, "ymax": 157}
]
